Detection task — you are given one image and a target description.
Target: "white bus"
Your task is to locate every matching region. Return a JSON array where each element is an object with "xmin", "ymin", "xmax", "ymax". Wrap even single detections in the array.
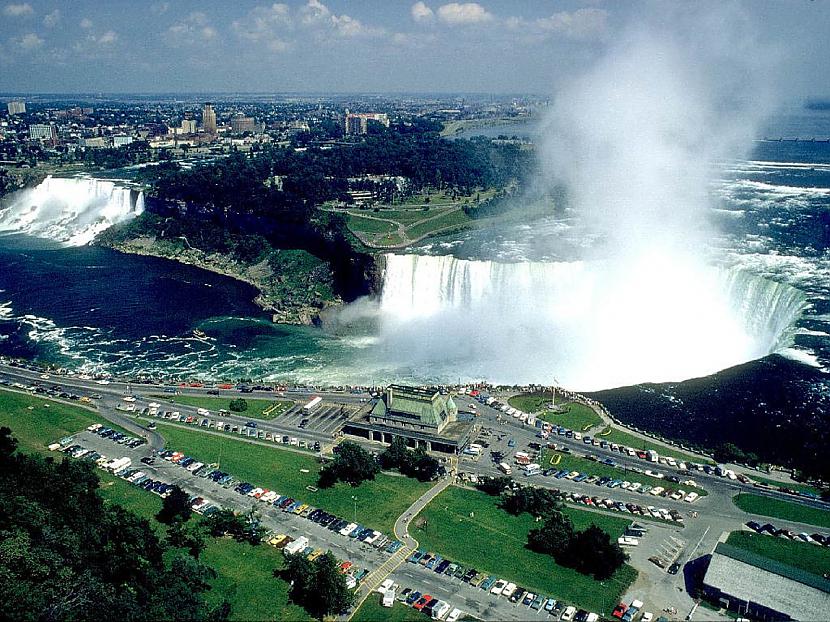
[{"xmin": 303, "ymin": 396, "xmax": 323, "ymax": 412}]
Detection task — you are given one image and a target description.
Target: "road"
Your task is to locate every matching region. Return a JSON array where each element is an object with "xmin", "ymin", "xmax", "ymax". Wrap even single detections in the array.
[{"xmin": 3, "ymin": 361, "xmax": 828, "ymax": 621}]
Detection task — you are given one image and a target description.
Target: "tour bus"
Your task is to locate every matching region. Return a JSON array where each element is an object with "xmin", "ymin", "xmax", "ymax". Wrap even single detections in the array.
[
  {"xmin": 303, "ymin": 396, "xmax": 323, "ymax": 412},
  {"xmin": 499, "ymin": 462, "xmax": 512, "ymax": 475},
  {"xmin": 523, "ymin": 463, "xmax": 541, "ymax": 476}
]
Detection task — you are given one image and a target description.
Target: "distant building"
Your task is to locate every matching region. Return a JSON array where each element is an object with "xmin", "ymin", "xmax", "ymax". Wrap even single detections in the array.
[
  {"xmin": 342, "ymin": 385, "xmax": 474, "ymax": 454},
  {"xmin": 180, "ymin": 119, "xmax": 197, "ymax": 134},
  {"xmin": 230, "ymin": 114, "xmax": 260, "ymax": 134},
  {"xmin": 701, "ymin": 542, "xmax": 830, "ymax": 621},
  {"xmin": 112, "ymin": 135, "xmax": 133, "ymax": 147},
  {"xmin": 344, "ymin": 110, "xmax": 390, "ymax": 135},
  {"xmin": 28, "ymin": 123, "xmax": 56, "ymax": 143},
  {"xmin": 7, "ymin": 101, "xmax": 26, "ymax": 115},
  {"xmin": 202, "ymin": 103, "xmax": 217, "ymax": 135},
  {"xmin": 79, "ymin": 136, "xmax": 107, "ymax": 148}
]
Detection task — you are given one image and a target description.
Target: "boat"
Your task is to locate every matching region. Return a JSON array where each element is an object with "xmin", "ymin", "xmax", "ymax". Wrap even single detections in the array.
[{"xmin": 192, "ymin": 329, "xmax": 207, "ymax": 339}]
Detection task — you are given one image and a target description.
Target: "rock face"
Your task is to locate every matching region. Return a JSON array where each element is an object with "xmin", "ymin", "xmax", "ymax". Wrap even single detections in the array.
[{"xmin": 100, "ymin": 235, "xmax": 344, "ymax": 326}]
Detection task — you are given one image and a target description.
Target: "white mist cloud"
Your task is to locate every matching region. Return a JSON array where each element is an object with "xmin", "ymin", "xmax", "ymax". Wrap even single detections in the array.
[
  {"xmin": 539, "ymin": 5, "xmax": 779, "ymax": 260},
  {"xmin": 436, "ymin": 2, "xmax": 493, "ymax": 26},
  {"xmin": 3, "ymin": 3, "xmax": 32, "ymax": 17},
  {"xmin": 411, "ymin": 2, "xmax": 434, "ymax": 23}
]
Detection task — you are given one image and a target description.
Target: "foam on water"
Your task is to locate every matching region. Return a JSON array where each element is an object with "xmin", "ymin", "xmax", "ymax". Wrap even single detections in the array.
[
  {"xmin": 0, "ymin": 176, "xmax": 145, "ymax": 246},
  {"xmin": 376, "ymin": 252, "xmax": 808, "ymax": 389}
]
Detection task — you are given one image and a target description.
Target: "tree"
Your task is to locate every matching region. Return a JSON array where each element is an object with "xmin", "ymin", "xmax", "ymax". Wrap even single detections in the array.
[
  {"xmin": 500, "ymin": 486, "xmax": 562, "ymax": 517},
  {"xmin": 0, "ymin": 428, "xmax": 222, "ymax": 621},
  {"xmin": 527, "ymin": 510, "xmax": 574, "ymax": 557},
  {"xmin": 281, "ymin": 552, "xmax": 355, "ymax": 618},
  {"xmin": 563, "ymin": 525, "xmax": 628, "ymax": 580},
  {"xmin": 167, "ymin": 521, "xmax": 206, "ymax": 559},
  {"xmin": 475, "ymin": 476, "xmax": 513, "ymax": 497},
  {"xmin": 318, "ymin": 441, "xmax": 379, "ymax": 488},
  {"xmin": 379, "ymin": 436, "xmax": 409, "ymax": 470},
  {"xmin": 202, "ymin": 507, "xmax": 262, "ymax": 545},
  {"xmin": 156, "ymin": 485, "xmax": 193, "ymax": 524},
  {"xmin": 229, "ymin": 398, "xmax": 248, "ymax": 412}
]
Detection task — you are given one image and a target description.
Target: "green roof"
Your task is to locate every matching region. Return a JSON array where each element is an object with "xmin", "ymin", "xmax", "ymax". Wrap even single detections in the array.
[{"xmin": 372, "ymin": 385, "xmax": 457, "ymax": 428}]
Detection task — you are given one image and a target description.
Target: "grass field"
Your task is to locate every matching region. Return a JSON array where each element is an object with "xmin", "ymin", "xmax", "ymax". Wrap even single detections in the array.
[
  {"xmin": 95, "ymin": 461, "xmax": 309, "ymax": 620},
  {"xmin": 539, "ymin": 450, "xmax": 708, "ymax": 497},
  {"xmin": 413, "ymin": 486, "xmax": 636, "ymax": 615},
  {"xmin": 346, "ymin": 214, "xmax": 398, "ymax": 235},
  {"xmin": 0, "ymin": 388, "xmax": 129, "ymax": 452},
  {"xmin": 352, "ymin": 596, "xmax": 422, "ymax": 622},
  {"xmin": 726, "ymin": 531, "xmax": 830, "ymax": 576},
  {"xmin": 747, "ymin": 474, "xmax": 825, "ymax": 497},
  {"xmin": 733, "ymin": 493, "xmax": 830, "ymax": 528},
  {"xmin": 151, "ymin": 394, "xmax": 294, "ymax": 419},
  {"xmin": 405, "ymin": 209, "xmax": 470, "ymax": 239},
  {"xmin": 537, "ymin": 403, "xmax": 603, "ymax": 431},
  {"xmin": 595, "ymin": 426, "xmax": 713, "ymax": 465},
  {"xmin": 157, "ymin": 424, "xmax": 431, "ymax": 534}
]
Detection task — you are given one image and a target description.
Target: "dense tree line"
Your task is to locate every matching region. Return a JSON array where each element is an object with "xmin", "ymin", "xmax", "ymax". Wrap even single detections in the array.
[
  {"xmin": 379, "ymin": 436, "xmax": 442, "ymax": 482},
  {"xmin": 318, "ymin": 442, "xmax": 380, "ymax": 488},
  {"xmin": 0, "ymin": 427, "xmax": 226, "ymax": 621},
  {"xmin": 279, "ymin": 551, "xmax": 355, "ymax": 618}
]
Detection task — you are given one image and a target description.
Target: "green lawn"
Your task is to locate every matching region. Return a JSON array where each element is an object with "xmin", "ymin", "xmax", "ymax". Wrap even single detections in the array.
[
  {"xmin": 96, "ymin": 457, "xmax": 309, "ymax": 620},
  {"xmin": 537, "ymin": 403, "xmax": 603, "ymax": 431},
  {"xmin": 150, "ymin": 394, "xmax": 294, "ymax": 420},
  {"xmin": 508, "ymin": 393, "xmax": 552, "ymax": 413},
  {"xmin": 346, "ymin": 214, "xmax": 398, "ymax": 235},
  {"xmin": 405, "ymin": 209, "xmax": 470, "ymax": 240},
  {"xmin": 156, "ymin": 424, "xmax": 431, "ymax": 534},
  {"xmin": 413, "ymin": 486, "xmax": 636, "ymax": 615},
  {"xmin": 726, "ymin": 531, "xmax": 830, "ymax": 576},
  {"xmin": 747, "ymin": 474, "xmax": 825, "ymax": 497},
  {"xmin": 0, "ymin": 388, "xmax": 128, "ymax": 452},
  {"xmin": 733, "ymin": 493, "xmax": 830, "ymax": 528},
  {"xmin": 352, "ymin": 596, "xmax": 422, "ymax": 622},
  {"xmin": 540, "ymin": 450, "xmax": 707, "ymax": 496},
  {"xmin": 595, "ymin": 426, "xmax": 713, "ymax": 465}
]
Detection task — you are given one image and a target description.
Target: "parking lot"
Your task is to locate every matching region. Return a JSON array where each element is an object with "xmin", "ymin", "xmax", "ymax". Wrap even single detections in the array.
[{"xmin": 57, "ymin": 425, "xmax": 398, "ymax": 582}]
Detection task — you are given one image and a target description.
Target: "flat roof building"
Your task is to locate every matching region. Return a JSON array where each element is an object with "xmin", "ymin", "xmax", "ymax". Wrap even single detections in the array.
[
  {"xmin": 7, "ymin": 101, "xmax": 25, "ymax": 115},
  {"xmin": 701, "ymin": 543, "xmax": 830, "ymax": 621}
]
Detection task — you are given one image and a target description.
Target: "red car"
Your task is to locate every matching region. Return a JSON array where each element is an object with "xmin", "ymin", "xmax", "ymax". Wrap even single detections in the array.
[
  {"xmin": 413, "ymin": 595, "xmax": 431, "ymax": 611},
  {"xmin": 612, "ymin": 603, "xmax": 628, "ymax": 619}
]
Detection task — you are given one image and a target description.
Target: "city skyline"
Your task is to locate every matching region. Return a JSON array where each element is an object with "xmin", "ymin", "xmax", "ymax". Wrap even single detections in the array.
[{"xmin": 0, "ymin": 0, "xmax": 829, "ymax": 99}]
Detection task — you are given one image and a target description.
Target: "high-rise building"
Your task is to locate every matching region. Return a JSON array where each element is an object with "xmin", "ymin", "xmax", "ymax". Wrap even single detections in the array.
[
  {"xmin": 344, "ymin": 110, "xmax": 390, "ymax": 135},
  {"xmin": 28, "ymin": 124, "xmax": 56, "ymax": 143},
  {"xmin": 7, "ymin": 101, "xmax": 26, "ymax": 115},
  {"xmin": 202, "ymin": 103, "xmax": 217, "ymax": 135},
  {"xmin": 181, "ymin": 119, "xmax": 197, "ymax": 134},
  {"xmin": 230, "ymin": 114, "xmax": 259, "ymax": 134}
]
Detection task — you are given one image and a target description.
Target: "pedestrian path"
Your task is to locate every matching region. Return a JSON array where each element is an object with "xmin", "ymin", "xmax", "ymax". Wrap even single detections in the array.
[{"xmin": 345, "ymin": 476, "xmax": 452, "ymax": 620}]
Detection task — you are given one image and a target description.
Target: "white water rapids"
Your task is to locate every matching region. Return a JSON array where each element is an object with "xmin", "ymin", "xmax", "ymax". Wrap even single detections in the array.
[
  {"xmin": 377, "ymin": 253, "xmax": 807, "ymax": 389},
  {"xmin": 0, "ymin": 176, "xmax": 144, "ymax": 246}
]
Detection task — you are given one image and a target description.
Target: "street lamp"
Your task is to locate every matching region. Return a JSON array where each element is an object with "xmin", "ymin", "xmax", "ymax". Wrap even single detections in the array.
[{"xmin": 351, "ymin": 495, "xmax": 357, "ymax": 523}]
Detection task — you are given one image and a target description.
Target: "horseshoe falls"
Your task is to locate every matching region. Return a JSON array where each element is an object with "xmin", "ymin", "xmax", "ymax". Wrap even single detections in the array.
[
  {"xmin": 377, "ymin": 253, "xmax": 808, "ymax": 390},
  {"xmin": 0, "ymin": 176, "xmax": 145, "ymax": 246}
]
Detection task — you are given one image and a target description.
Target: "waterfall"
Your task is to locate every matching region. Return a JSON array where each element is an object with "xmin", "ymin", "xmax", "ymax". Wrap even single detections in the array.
[
  {"xmin": 377, "ymin": 253, "xmax": 808, "ymax": 389},
  {"xmin": 0, "ymin": 176, "xmax": 145, "ymax": 246}
]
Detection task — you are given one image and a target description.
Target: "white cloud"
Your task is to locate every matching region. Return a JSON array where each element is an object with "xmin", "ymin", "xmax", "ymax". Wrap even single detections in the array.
[
  {"xmin": 167, "ymin": 12, "xmax": 217, "ymax": 46},
  {"xmin": 17, "ymin": 32, "xmax": 43, "ymax": 49},
  {"xmin": 411, "ymin": 1, "xmax": 434, "ymax": 23},
  {"xmin": 43, "ymin": 8, "xmax": 59, "ymax": 27},
  {"xmin": 508, "ymin": 8, "xmax": 609, "ymax": 41},
  {"xmin": 436, "ymin": 2, "xmax": 492, "ymax": 25},
  {"xmin": 535, "ymin": 8, "xmax": 608, "ymax": 40},
  {"xmin": 3, "ymin": 3, "xmax": 32, "ymax": 17},
  {"xmin": 232, "ymin": 4, "xmax": 292, "ymax": 52},
  {"xmin": 96, "ymin": 30, "xmax": 117, "ymax": 45},
  {"xmin": 79, "ymin": 18, "xmax": 93, "ymax": 29}
]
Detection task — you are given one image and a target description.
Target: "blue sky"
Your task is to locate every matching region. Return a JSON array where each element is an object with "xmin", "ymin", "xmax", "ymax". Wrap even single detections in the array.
[{"xmin": 0, "ymin": 0, "xmax": 828, "ymax": 97}]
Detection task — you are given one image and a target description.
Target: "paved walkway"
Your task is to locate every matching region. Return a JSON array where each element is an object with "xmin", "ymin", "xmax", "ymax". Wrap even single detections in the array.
[{"xmin": 346, "ymin": 476, "xmax": 453, "ymax": 619}]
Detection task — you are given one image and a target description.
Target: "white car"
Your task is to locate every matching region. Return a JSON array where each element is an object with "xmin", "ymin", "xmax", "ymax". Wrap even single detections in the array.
[
  {"xmin": 501, "ymin": 583, "xmax": 517, "ymax": 599},
  {"xmin": 562, "ymin": 606, "xmax": 577, "ymax": 621},
  {"xmin": 490, "ymin": 580, "xmax": 508, "ymax": 595},
  {"xmin": 446, "ymin": 609, "xmax": 463, "ymax": 622},
  {"xmin": 641, "ymin": 613, "xmax": 654, "ymax": 622}
]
